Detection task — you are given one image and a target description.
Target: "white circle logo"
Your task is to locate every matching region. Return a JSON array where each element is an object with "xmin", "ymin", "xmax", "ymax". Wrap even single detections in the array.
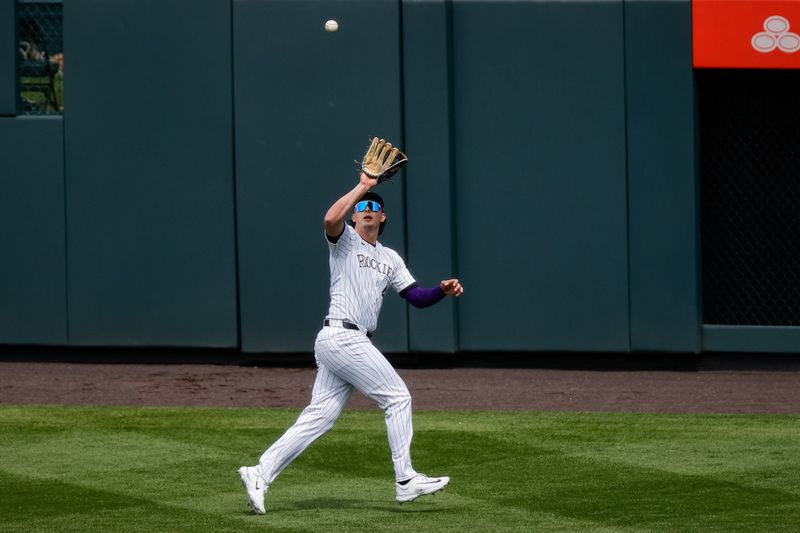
[
  {"xmin": 764, "ymin": 15, "xmax": 790, "ymax": 33},
  {"xmin": 752, "ymin": 32, "xmax": 777, "ymax": 53},
  {"xmin": 752, "ymin": 15, "xmax": 798, "ymax": 54},
  {"xmin": 778, "ymin": 33, "xmax": 800, "ymax": 53}
]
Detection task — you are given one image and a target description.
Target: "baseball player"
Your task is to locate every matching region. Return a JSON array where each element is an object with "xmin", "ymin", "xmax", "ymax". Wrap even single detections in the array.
[{"xmin": 238, "ymin": 138, "xmax": 464, "ymax": 514}]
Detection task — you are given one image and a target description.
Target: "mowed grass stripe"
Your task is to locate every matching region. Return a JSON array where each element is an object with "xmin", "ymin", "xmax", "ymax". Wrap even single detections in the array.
[
  {"xmin": 421, "ymin": 427, "xmax": 799, "ymax": 530},
  {"xmin": 0, "ymin": 406, "xmax": 798, "ymax": 532}
]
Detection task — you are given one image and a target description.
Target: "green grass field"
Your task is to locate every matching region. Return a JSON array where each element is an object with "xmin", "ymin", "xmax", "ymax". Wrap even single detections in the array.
[{"xmin": 1, "ymin": 405, "xmax": 798, "ymax": 532}]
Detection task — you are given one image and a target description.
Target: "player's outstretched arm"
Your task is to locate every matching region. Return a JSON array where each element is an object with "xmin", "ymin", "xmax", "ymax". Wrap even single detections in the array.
[
  {"xmin": 324, "ymin": 172, "xmax": 378, "ymax": 237},
  {"xmin": 400, "ymin": 279, "xmax": 464, "ymax": 308}
]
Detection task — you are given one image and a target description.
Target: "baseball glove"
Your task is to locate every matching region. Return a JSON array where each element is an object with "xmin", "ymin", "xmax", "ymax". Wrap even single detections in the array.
[{"xmin": 361, "ymin": 137, "xmax": 408, "ymax": 183}]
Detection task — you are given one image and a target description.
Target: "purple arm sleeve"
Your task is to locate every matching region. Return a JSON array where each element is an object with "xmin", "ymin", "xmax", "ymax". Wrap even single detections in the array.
[{"xmin": 400, "ymin": 284, "xmax": 446, "ymax": 308}]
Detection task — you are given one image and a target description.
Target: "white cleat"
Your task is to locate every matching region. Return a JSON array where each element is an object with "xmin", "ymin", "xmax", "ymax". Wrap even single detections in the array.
[
  {"xmin": 395, "ymin": 473, "xmax": 450, "ymax": 503},
  {"xmin": 238, "ymin": 466, "xmax": 267, "ymax": 514}
]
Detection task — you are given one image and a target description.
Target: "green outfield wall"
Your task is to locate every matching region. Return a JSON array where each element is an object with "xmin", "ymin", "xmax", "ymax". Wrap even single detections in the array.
[
  {"xmin": 0, "ymin": 0, "xmax": 793, "ymax": 355},
  {"xmin": 233, "ymin": 0, "xmax": 408, "ymax": 353},
  {"xmin": 625, "ymin": 0, "xmax": 699, "ymax": 353},
  {"xmin": 451, "ymin": 0, "xmax": 629, "ymax": 351},
  {"xmin": 0, "ymin": 116, "xmax": 67, "ymax": 343},
  {"xmin": 62, "ymin": 0, "xmax": 238, "ymax": 347},
  {"xmin": 402, "ymin": 0, "xmax": 458, "ymax": 353},
  {"xmin": 0, "ymin": 0, "xmax": 15, "ymax": 115}
]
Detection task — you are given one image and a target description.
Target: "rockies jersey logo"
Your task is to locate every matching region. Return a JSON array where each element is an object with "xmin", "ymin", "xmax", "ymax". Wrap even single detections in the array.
[{"xmin": 357, "ymin": 253, "xmax": 394, "ymax": 278}]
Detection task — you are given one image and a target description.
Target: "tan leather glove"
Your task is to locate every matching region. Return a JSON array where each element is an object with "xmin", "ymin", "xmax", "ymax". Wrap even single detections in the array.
[{"xmin": 361, "ymin": 137, "xmax": 408, "ymax": 183}]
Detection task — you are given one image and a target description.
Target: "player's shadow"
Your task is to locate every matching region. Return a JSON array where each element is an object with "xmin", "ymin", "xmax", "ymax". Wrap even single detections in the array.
[{"xmin": 290, "ymin": 497, "xmax": 447, "ymax": 513}]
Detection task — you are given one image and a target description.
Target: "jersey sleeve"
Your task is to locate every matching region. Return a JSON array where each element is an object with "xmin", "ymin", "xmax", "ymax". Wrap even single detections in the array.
[
  {"xmin": 327, "ymin": 223, "xmax": 356, "ymax": 256},
  {"xmin": 390, "ymin": 251, "xmax": 416, "ymax": 293}
]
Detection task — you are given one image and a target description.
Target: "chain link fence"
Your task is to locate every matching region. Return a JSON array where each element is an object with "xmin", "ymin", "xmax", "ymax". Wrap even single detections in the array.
[
  {"xmin": 18, "ymin": 0, "xmax": 63, "ymax": 115},
  {"xmin": 699, "ymin": 69, "xmax": 800, "ymax": 326}
]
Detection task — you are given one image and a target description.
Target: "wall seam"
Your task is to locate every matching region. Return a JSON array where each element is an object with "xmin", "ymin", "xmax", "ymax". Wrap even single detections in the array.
[
  {"xmin": 622, "ymin": 0, "xmax": 633, "ymax": 354},
  {"xmin": 398, "ymin": 0, "xmax": 411, "ymax": 353},
  {"xmin": 61, "ymin": 0, "xmax": 70, "ymax": 345},
  {"xmin": 446, "ymin": 0, "xmax": 459, "ymax": 352},
  {"xmin": 230, "ymin": 0, "xmax": 243, "ymax": 351}
]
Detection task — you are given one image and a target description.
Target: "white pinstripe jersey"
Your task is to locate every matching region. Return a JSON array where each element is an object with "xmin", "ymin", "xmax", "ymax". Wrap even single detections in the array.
[{"xmin": 326, "ymin": 224, "xmax": 415, "ymax": 332}]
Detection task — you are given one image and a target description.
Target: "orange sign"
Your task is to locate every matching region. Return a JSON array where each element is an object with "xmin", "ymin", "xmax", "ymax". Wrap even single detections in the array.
[{"xmin": 693, "ymin": 0, "xmax": 800, "ymax": 68}]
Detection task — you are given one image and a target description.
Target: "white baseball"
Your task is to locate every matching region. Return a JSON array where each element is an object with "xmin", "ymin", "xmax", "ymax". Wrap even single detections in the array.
[{"xmin": 325, "ymin": 20, "xmax": 339, "ymax": 32}]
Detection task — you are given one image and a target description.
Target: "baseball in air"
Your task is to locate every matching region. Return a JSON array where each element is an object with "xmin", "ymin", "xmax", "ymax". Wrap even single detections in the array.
[{"xmin": 325, "ymin": 20, "xmax": 339, "ymax": 32}]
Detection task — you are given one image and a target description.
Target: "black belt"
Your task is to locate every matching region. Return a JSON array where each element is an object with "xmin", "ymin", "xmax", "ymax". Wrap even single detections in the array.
[{"xmin": 324, "ymin": 319, "xmax": 372, "ymax": 338}]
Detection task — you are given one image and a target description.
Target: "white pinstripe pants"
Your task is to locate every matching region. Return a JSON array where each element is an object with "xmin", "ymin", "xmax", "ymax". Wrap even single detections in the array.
[{"xmin": 257, "ymin": 326, "xmax": 417, "ymax": 483}]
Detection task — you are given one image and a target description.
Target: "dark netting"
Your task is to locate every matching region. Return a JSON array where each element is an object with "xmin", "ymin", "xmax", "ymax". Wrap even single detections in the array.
[
  {"xmin": 18, "ymin": 0, "xmax": 63, "ymax": 115},
  {"xmin": 698, "ymin": 69, "xmax": 800, "ymax": 325}
]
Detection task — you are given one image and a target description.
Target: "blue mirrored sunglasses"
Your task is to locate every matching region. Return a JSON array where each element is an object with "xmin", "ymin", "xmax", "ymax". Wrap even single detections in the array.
[{"xmin": 354, "ymin": 200, "xmax": 383, "ymax": 213}]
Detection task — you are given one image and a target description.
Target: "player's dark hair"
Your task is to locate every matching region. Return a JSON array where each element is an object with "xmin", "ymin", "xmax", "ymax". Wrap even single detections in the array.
[{"xmin": 352, "ymin": 191, "xmax": 386, "ymax": 235}]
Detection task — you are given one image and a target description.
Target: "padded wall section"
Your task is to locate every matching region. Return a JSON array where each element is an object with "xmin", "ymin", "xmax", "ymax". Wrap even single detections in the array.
[
  {"xmin": 0, "ymin": 0, "xmax": 15, "ymax": 115},
  {"xmin": 626, "ymin": 0, "xmax": 699, "ymax": 352},
  {"xmin": 402, "ymin": 0, "xmax": 458, "ymax": 352},
  {"xmin": 234, "ymin": 0, "xmax": 407, "ymax": 352},
  {"xmin": 703, "ymin": 325, "xmax": 800, "ymax": 353},
  {"xmin": 451, "ymin": 0, "xmax": 629, "ymax": 351},
  {"xmin": 0, "ymin": 117, "xmax": 67, "ymax": 343},
  {"xmin": 63, "ymin": 0, "xmax": 238, "ymax": 346}
]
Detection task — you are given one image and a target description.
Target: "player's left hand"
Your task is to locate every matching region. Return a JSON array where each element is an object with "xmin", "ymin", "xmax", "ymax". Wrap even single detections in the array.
[
  {"xmin": 440, "ymin": 279, "xmax": 464, "ymax": 297},
  {"xmin": 360, "ymin": 172, "xmax": 379, "ymax": 189}
]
